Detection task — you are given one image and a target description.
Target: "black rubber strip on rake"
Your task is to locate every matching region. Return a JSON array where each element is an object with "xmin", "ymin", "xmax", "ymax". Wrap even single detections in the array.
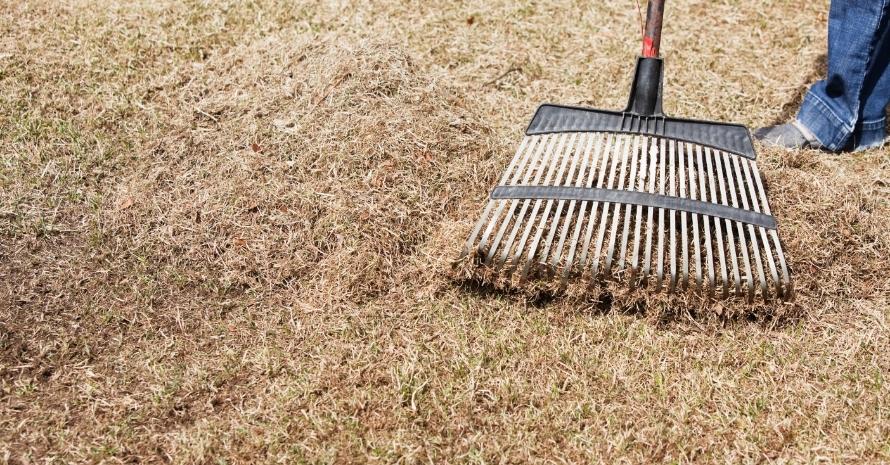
[{"xmin": 490, "ymin": 186, "xmax": 777, "ymax": 230}]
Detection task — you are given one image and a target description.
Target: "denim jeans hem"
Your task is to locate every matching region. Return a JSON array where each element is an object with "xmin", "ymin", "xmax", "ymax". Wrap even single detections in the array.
[
  {"xmin": 855, "ymin": 116, "xmax": 888, "ymax": 150},
  {"xmin": 797, "ymin": 92, "xmax": 853, "ymax": 151}
]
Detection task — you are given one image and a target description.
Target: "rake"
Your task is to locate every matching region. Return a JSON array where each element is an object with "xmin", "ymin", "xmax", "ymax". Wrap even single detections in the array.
[{"xmin": 461, "ymin": 0, "xmax": 793, "ymax": 302}]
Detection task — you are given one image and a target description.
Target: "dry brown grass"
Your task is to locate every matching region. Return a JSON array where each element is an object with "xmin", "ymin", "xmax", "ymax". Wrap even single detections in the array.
[{"xmin": 1, "ymin": 0, "xmax": 889, "ymax": 463}]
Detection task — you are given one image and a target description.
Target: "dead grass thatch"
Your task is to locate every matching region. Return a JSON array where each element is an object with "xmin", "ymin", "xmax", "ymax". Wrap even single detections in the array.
[{"xmin": 1, "ymin": 0, "xmax": 889, "ymax": 463}]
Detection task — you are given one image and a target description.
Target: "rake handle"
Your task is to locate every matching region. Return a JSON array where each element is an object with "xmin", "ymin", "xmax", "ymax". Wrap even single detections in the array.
[{"xmin": 642, "ymin": 0, "xmax": 665, "ymax": 58}]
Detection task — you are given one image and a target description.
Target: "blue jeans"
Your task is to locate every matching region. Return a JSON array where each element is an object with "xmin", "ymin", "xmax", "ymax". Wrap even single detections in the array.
[{"xmin": 798, "ymin": 0, "xmax": 890, "ymax": 151}]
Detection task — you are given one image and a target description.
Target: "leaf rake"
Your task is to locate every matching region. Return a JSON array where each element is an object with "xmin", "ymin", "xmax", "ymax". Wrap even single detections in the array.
[{"xmin": 460, "ymin": 0, "xmax": 793, "ymax": 302}]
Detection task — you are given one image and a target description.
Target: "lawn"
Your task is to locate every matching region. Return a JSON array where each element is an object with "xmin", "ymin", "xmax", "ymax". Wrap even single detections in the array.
[{"xmin": 1, "ymin": 0, "xmax": 888, "ymax": 463}]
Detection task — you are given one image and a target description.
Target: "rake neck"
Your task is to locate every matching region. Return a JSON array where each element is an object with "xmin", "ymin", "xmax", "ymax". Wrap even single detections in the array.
[
  {"xmin": 624, "ymin": 57, "xmax": 664, "ymax": 117},
  {"xmin": 626, "ymin": 0, "xmax": 666, "ymax": 117}
]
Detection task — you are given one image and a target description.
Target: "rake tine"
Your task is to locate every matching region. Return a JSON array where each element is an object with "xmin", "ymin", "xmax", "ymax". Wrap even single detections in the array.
[
  {"xmin": 575, "ymin": 134, "xmax": 616, "ymax": 285},
  {"xmin": 770, "ymin": 231, "xmax": 792, "ymax": 300},
  {"xmin": 687, "ymin": 143, "xmax": 704, "ymax": 291},
  {"xmin": 591, "ymin": 134, "xmax": 627, "ymax": 280},
  {"xmin": 714, "ymin": 150, "xmax": 741, "ymax": 296},
  {"xmin": 485, "ymin": 134, "xmax": 552, "ymax": 263},
  {"xmin": 628, "ymin": 135, "xmax": 652, "ymax": 283},
  {"xmin": 639, "ymin": 136, "xmax": 659, "ymax": 285},
  {"xmin": 463, "ymin": 136, "xmax": 535, "ymax": 258},
  {"xmin": 722, "ymin": 150, "xmax": 754, "ymax": 300},
  {"xmin": 654, "ymin": 137, "xmax": 667, "ymax": 290},
  {"xmin": 554, "ymin": 133, "xmax": 599, "ymax": 279},
  {"xmin": 481, "ymin": 136, "xmax": 543, "ymax": 258},
  {"xmin": 628, "ymin": 138, "xmax": 647, "ymax": 269},
  {"xmin": 618, "ymin": 134, "xmax": 645, "ymax": 275},
  {"xmin": 603, "ymin": 133, "xmax": 637, "ymax": 276},
  {"xmin": 697, "ymin": 146, "xmax": 716, "ymax": 298},
  {"xmin": 666, "ymin": 138, "xmax": 678, "ymax": 292},
  {"xmin": 506, "ymin": 133, "xmax": 569, "ymax": 269},
  {"xmin": 749, "ymin": 161, "xmax": 793, "ymax": 299},
  {"xmin": 496, "ymin": 134, "xmax": 562, "ymax": 266},
  {"xmin": 677, "ymin": 141, "xmax": 690, "ymax": 290},
  {"xmin": 731, "ymin": 154, "xmax": 767, "ymax": 301},
  {"xmin": 540, "ymin": 133, "xmax": 590, "ymax": 269},
  {"xmin": 516, "ymin": 133, "xmax": 577, "ymax": 280},
  {"xmin": 741, "ymin": 159, "xmax": 780, "ymax": 299},
  {"xmin": 704, "ymin": 148, "xmax": 728, "ymax": 299}
]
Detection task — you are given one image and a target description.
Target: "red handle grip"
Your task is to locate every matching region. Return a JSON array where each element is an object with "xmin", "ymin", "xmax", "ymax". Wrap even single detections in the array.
[{"xmin": 642, "ymin": 0, "xmax": 665, "ymax": 58}]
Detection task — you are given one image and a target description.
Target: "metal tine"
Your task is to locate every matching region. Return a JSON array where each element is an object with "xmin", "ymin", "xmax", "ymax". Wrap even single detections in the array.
[
  {"xmin": 463, "ymin": 135, "xmax": 536, "ymax": 257},
  {"xmin": 639, "ymin": 136, "xmax": 660, "ymax": 285},
  {"xmin": 678, "ymin": 142, "xmax": 691, "ymax": 289},
  {"xmin": 714, "ymin": 149, "xmax": 742, "ymax": 296},
  {"xmin": 518, "ymin": 133, "xmax": 582, "ymax": 279},
  {"xmin": 515, "ymin": 133, "xmax": 578, "ymax": 279},
  {"xmin": 628, "ymin": 135, "xmax": 652, "ymax": 283},
  {"xmin": 701, "ymin": 146, "xmax": 721, "ymax": 298},
  {"xmin": 618, "ymin": 134, "xmax": 646, "ymax": 275},
  {"xmin": 705, "ymin": 147, "xmax": 729, "ymax": 298},
  {"xmin": 540, "ymin": 133, "xmax": 591, "ymax": 269},
  {"xmin": 695, "ymin": 145, "xmax": 717, "ymax": 297},
  {"xmin": 749, "ymin": 161, "xmax": 793, "ymax": 299},
  {"xmin": 722, "ymin": 151, "xmax": 754, "ymax": 300},
  {"xmin": 553, "ymin": 133, "xmax": 599, "ymax": 275},
  {"xmin": 494, "ymin": 133, "xmax": 564, "ymax": 266},
  {"xmin": 741, "ymin": 159, "xmax": 780, "ymax": 299},
  {"xmin": 574, "ymin": 133, "xmax": 617, "ymax": 284},
  {"xmin": 603, "ymin": 134, "xmax": 639, "ymax": 276},
  {"xmin": 502, "ymin": 132, "xmax": 571, "ymax": 268},
  {"xmin": 689, "ymin": 143, "xmax": 705, "ymax": 291},
  {"xmin": 559, "ymin": 133, "xmax": 607, "ymax": 288},
  {"xmin": 480, "ymin": 136, "xmax": 543, "ymax": 261},
  {"xmin": 652, "ymin": 137, "xmax": 666, "ymax": 290},
  {"xmin": 485, "ymin": 134, "xmax": 554, "ymax": 263},
  {"xmin": 591, "ymin": 134, "xmax": 628, "ymax": 280},
  {"xmin": 731, "ymin": 154, "xmax": 768, "ymax": 300},
  {"xmin": 668, "ymin": 139, "xmax": 679, "ymax": 292}
]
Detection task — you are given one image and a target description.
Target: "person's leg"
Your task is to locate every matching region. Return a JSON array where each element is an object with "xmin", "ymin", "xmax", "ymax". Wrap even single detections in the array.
[
  {"xmin": 854, "ymin": 13, "xmax": 890, "ymax": 150},
  {"xmin": 795, "ymin": 0, "xmax": 890, "ymax": 151}
]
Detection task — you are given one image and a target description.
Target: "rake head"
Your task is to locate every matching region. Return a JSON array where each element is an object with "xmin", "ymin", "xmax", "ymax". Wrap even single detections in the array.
[{"xmin": 460, "ymin": 56, "xmax": 793, "ymax": 303}]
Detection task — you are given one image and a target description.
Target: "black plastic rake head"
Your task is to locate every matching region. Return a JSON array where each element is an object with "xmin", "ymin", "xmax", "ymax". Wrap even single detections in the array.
[
  {"xmin": 461, "ymin": 0, "xmax": 793, "ymax": 302},
  {"xmin": 527, "ymin": 57, "xmax": 757, "ymax": 160}
]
